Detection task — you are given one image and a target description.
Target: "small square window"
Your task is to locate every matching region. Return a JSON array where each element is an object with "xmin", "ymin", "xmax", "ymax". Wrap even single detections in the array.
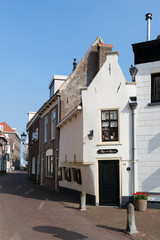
[{"xmin": 151, "ymin": 73, "xmax": 160, "ymax": 103}]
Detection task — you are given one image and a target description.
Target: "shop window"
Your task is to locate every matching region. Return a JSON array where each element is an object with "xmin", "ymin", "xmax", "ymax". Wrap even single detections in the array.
[
  {"xmin": 151, "ymin": 73, "xmax": 160, "ymax": 103},
  {"xmin": 101, "ymin": 110, "xmax": 118, "ymax": 142},
  {"xmin": 65, "ymin": 168, "xmax": 71, "ymax": 181}
]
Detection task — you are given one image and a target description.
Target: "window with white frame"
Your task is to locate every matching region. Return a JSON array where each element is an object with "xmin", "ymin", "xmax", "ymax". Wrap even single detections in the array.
[
  {"xmin": 101, "ymin": 110, "xmax": 118, "ymax": 142},
  {"xmin": 32, "ymin": 157, "xmax": 35, "ymax": 174},
  {"xmin": 46, "ymin": 155, "xmax": 53, "ymax": 177},
  {"xmin": 51, "ymin": 110, "xmax": 56, "ymax": 139},
  {"xmin": 44, "ymin": 116, "xmax": 48, "ymax": 142}
]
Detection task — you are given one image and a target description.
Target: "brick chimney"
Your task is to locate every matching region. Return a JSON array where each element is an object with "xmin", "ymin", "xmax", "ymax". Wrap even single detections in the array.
[{"xmin": 98, "ymin": 43, "xmax": 113, "ymax": 69}]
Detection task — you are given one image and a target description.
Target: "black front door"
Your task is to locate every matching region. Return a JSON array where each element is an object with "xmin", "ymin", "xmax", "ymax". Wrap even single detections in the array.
[{"xmin": 99, "ymin": 160, "xmax": 119, "ymax": 206}]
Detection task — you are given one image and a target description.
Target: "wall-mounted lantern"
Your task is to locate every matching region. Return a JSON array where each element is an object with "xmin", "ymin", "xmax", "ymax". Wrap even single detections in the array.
[
  {"xmin": 88, "ymin": 130, "xmax": 94, "ymax": 140},
  {"xmin": 129, "ymin": 65, "xmax": 138, "ymax": 82},
  {"xmin": 129, "ymin": 97, "xmax": 138, "ymax": 110},
  {"xmin": 21, "ymin": 132, "xmax": 27, "ymax": 145}
]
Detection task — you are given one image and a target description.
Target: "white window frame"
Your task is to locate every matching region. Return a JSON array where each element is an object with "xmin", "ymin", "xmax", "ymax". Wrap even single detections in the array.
[
  {"xmin": 46, "ymin": 155, "xmax": 53, "ymax": 178},
  {"xmin": 44, "ymin": 116, "xmax": 48, "ymax": 143},
  {"xmin": 51, "ymin": 109, "xmax": 56, "ymax": 140},
  {"xmin": 100, "ymin": 108, "xmax": 120, "ymax": 144}
]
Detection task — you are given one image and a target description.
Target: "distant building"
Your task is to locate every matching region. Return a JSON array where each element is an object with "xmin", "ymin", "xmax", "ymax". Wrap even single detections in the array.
[
  {"xmin": 0, "ymin": 122, "xmax": 21, "ymax": 170},
  {"xmin": 0, "ymin": 131, "xmax": 8, "ymax": 173}
]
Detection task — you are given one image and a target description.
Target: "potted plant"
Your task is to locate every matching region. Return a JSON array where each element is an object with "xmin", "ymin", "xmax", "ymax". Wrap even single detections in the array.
[{"xmin": 134, "ymin": 192, "xmax": 149, "ymax": 211}]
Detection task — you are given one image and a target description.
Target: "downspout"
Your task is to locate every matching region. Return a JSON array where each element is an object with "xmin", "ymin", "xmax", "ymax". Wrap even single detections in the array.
[
  {"xmin": 58, "ymin": 95, "xmax": 60, "ymax": 123},
  {"xmin": 129, "ymin": 98, "xmax": 138, "ymax": 194},
  {"xmin": 39, "ymin": 118, "xmax": 42, "ymax": 185}
]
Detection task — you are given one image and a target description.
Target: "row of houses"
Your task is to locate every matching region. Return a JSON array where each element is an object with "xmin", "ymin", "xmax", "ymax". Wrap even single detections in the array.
[
  {"xmin": 0, "ymin": 122, "xmax": 21, "ymax": 173},
  {"xmin": 27, "ymin": 34, "xmax": 160, "ymax": 207}
]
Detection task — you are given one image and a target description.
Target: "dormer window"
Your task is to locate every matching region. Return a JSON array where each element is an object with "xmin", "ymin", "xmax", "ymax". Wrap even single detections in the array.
[{"xmin": 151, "ymin": 73, "xmax": 160, "ymax": 103}]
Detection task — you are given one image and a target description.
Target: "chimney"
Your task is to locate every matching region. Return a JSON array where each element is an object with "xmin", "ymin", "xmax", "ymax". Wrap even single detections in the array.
[
  {"xmin": 73, "ymin": 58, "xmax": 77, "ymax": 71},
  {"xmin": 98, "ymin": 43, "xmax": 113, "ymax": 70},
  {"xmin": 145, "ymin": 13, "xmax": 152, "ymax": 41}
]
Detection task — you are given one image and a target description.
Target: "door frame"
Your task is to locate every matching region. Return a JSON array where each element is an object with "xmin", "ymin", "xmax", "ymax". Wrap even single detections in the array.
[{"xmin": 96, "ymin": 157, "xmax": 122, "ymax": 206}]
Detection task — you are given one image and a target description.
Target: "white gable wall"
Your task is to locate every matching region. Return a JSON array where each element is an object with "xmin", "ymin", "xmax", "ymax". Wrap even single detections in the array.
[
  {"xmin": 59, "ymin": 52, "xmax": 136, "ymax": 205},
  {"xmin": 82, "ymin": 53, "xmax": 136, "ymax": 203}
]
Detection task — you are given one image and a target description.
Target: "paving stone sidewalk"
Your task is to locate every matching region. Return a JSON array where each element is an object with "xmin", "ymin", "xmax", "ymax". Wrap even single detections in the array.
[{"xmin": 0, "ymin": 171, "xmax": 160, "ymax": 240}]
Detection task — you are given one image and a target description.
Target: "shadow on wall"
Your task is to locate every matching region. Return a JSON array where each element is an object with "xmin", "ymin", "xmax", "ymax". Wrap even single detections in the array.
[
  {"xmin": 87, "ymin": 50, "xmax": 99, "ymax": 87},
  {"xmin": 33, "ymin": 226, "xmax": 88, "ymax": 240},
  {"xmin": 148, "ymin": 132, "xmax": 160, "ymax": 154},
  {"xmin": 142, "ymin": 168, "xmax": 160, "ymax": 192}
]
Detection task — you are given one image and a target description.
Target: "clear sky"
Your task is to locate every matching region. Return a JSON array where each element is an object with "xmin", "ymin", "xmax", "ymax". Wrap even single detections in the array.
[{"xmin": 0, "ymin": 0, "xmax": 160, "ymax": 142}]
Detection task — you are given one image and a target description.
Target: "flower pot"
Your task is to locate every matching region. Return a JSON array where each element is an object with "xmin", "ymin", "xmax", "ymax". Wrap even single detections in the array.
[{"xmin": 134, "ymin": 199, "xmax": 147, "ymax": 211}]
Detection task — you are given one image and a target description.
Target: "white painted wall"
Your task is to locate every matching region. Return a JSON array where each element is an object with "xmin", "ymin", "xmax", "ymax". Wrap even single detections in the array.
[
  {"xmin": 82, "ymin": 53, "xmax": 136, "ymax": 200},
  {"xmin": 59, "ymin": 53, "xmax": 136, "ymax": 203},
  {"xmin": 59, "ymin": 111, "xmax": 83, "ymax": 163},
  {"xmin": 136, "ymin": 61, "xmax": 160, "ymax": 201}
]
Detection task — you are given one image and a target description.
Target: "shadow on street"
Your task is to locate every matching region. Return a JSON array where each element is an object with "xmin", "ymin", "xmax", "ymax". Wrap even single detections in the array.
[
  {"xmin": 33, "ymin": 226, "xmax": 88, "ymax": 240},
  {"xmin": 0, "ymin": 171, "xmax": 79, "ymax": 205}
]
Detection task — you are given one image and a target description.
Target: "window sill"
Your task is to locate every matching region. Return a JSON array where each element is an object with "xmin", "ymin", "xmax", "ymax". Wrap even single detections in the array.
[
  {"xmin": 97, "ymin": 141, "xmax": 122, "ymax": 146},
  {"xmin": 148, "ymin": 102, "xmax": 160, "ymax": 106},
  {"xmin": 51, "ymin": 137, "xmax": 56, "ymax": 141}
]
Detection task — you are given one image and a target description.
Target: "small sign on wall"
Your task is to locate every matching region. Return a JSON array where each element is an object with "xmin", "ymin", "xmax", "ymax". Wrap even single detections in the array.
[{"xmin": 97, "ymin": 149, "xmax": 118, "ymax": 154}]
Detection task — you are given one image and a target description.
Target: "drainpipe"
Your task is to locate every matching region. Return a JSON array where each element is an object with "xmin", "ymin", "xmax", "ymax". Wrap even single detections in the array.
[
  {"xmin": 39, "ymin": 118, "xmax": 42, "ymax": 185},
  {"xmin": 57, "ymin": 95, "xmax": 60, "ymax": 123},
  {"xmin": 129, "ymin": 98, "xmax": 138, "ymax": 194}
]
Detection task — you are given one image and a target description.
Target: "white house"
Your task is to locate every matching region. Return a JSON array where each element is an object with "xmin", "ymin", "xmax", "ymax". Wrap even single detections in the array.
[
  {"xmin": 133, "ymin": 36, "xmax": 160, "ymax": 207},
  {"xmin": 58, "ymin": 37, "xmax": 136, "ymax": 206}
]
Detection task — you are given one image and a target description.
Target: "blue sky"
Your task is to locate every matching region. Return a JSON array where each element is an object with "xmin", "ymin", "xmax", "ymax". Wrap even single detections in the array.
[{"xmin": 0, "ymin": 0, "xmax": 160, "ymax": 144}]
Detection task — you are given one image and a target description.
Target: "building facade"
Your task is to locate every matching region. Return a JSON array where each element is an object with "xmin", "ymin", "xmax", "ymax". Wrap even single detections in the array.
[
  {"xmin": 0, "ymin": 122, "xmax": 21, "ymax": 171},
  {"xmin": 0, "ymin": 131, "xmax": 8, "ymax": 173},
  {"xmin": 27, "ymin": 35, "xmax": 160, "ymax": 208},
  {"xmin": 133, "ymin": 37, "xmax": 160, "ymax": 206},
  {"xmin": 27, "ymin": 75, "xmax": 67, "ymax": 190},
  {"xmin": 58, "ymin": 37, "xmax": 136, "ymax": 206}
]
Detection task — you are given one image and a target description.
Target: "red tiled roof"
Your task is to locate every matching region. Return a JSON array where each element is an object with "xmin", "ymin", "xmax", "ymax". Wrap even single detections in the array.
[
  {"xmin": 0, "ymin": 121, "xmax": 15, "ymax": 133},
  {"xmin": 0, "ymin": 131, "xmax": 8, "ymax": 141}
]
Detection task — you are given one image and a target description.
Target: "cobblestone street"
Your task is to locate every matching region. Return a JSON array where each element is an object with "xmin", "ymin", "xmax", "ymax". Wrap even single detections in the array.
[{"xmin": 0, "ymin": 171, "xmax": 160, "ymax": 240}]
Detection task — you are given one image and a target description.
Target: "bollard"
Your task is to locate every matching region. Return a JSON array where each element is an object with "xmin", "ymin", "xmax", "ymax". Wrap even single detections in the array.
[
  {"xmin": 79, "ymin": 191, "xmax": 86, "ymax": 211},
  {"xmin": 126, "ymin": 203, "xmax": 139, "ymax": 235}
]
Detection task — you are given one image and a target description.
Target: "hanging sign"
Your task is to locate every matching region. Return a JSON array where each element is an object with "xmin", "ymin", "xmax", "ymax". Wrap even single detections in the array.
[{"xmin": 97, "ymin": 149, "xmax": 118, "ymax": 154}]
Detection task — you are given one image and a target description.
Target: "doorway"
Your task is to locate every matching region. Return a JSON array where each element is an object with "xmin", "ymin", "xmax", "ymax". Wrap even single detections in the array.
[{"xmin": 99, "ymin": 160, "xmax": 119, "ymax": 206}]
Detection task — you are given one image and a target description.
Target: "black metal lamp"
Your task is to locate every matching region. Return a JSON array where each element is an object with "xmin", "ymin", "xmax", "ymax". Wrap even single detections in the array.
[
  {"xmin": 129, "ymin": 65, "xmax": 138, "ymax": 82},
  {"xmin": 129, "ymin": 97, "xmax": 138, "ymax": 110},
  {"xmin": 21, "ymin": 132, "xmax": 27, "ymax": 145},
  {"xmin": 88, "ymin": 130, "xmax": 94, "ymax": 140}
]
